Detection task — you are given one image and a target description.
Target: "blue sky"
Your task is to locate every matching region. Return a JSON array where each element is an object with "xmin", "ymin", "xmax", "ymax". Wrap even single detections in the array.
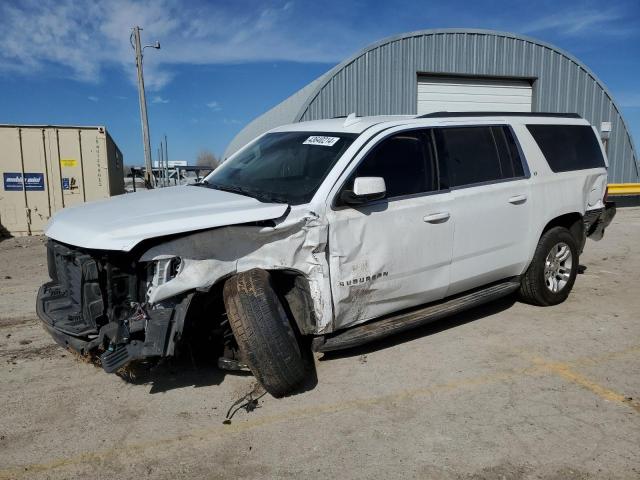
[{"xmin": 1, "ymin": 0, "xmax": 638, "ymax": 165}]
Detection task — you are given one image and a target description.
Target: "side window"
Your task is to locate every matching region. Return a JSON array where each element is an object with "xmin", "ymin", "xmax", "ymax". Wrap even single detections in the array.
[
  {"xmin": 435, "ymin": 127, "xmax": 503, "ymax": 187},
  {"xmin": 526, "ymin": 124, "xmax": 605, "ymax": 172},
  {"xmin": 343, "ymin": 130, "xmax": 437, "ymax": 200}
]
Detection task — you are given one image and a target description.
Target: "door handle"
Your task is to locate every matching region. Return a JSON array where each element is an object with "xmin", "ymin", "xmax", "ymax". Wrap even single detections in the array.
[
  {"xmin": 508, "ymin": 194, "xmax": 527, "ymax": 205},
  {"xmin": 423, "ymin": 212, "xmax": 450, "ymax": 223}
]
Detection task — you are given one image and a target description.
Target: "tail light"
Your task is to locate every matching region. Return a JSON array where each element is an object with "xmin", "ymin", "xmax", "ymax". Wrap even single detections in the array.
[{"xmin": 603, "ymin": 185, "xmax": 609, "ymax": 203}]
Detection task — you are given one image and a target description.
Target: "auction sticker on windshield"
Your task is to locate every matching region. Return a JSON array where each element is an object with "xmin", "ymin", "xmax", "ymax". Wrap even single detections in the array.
[{"xmin": 303, "ymin": 136, "xmax": 340, "ymax": 147}]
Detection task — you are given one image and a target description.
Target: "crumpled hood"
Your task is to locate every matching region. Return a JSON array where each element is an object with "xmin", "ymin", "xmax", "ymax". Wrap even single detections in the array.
[{"xmin": 45, "ymin": 186, "xmax": 289, "ymax": 251}]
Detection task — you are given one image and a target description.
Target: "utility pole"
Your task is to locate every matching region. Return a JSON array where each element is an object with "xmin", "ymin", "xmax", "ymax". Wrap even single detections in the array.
[
  {"xmin": 157, "ymin": 146, "xmax": 162, "ymax": 187},
  {"xmin": 163, "ymin": 134, "xmax": 169, "ymax": 187},
  {"xmin": 131, "ymin": 26, "xmax": 160, "ymax": 188}
]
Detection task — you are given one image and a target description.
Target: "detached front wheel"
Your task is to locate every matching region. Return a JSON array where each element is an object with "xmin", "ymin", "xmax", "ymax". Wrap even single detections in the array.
[
  {"xmin": 519, "ymin": 226, "xmax": 579, "ymax": 306},
  {"xmin": 223, "ymin": 269, "xmax": 308, "ymax": 397}
]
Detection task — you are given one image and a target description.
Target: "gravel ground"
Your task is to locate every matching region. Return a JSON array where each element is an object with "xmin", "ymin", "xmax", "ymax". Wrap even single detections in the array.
[{"xmin": 0, "ymin": 208, "xmax": 639, "ymax": 479}]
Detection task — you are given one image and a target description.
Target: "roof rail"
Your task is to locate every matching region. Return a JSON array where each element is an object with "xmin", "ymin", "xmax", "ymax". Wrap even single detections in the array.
[{"xmin": 417, "ymin": 111, "xmax": 582, "ymax": 119}]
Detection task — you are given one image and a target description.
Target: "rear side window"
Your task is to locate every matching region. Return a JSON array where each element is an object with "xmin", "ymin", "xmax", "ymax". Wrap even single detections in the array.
[
  {"xmin": 526, "ymin": 125, "xmax": 605, "ymax": 172},
  {"xmin": 434, "ymin": 126, "xmax": 525, "ymax": 188}
]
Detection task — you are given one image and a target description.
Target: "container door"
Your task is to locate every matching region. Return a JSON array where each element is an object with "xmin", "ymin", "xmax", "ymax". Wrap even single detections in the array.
[
  {"xmin": 20, "ymin": 128, "xmax": 51, "ymax": 233},
  {"xmin": 0, "ymin": 128, "xmax": 30, "ymax": 235},
  {"xmin": 55, "ymin": 129, "xmax": 86, "ymax": 207},
  {"xmin": 43, "ymin": 128, "xmax": 64, "ymax": 213},
  {"xmin": 80, "ymin": 129, "xmax": 110, "ymax": 201}
]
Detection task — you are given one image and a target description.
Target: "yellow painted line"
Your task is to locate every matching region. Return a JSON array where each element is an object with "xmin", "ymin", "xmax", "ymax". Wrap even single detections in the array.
[
  {"xmin": 0, "ymin": 367, "xmax": 536, "ymax": 479},
  {"xmin": 532, "ymin": 357, "xmax": 640, "ymax": 413},
  {"xmin": 608, "ymin": 183, "xmax": 640, "ymax": 195},
  {"xmin": 1, "ymin": 346, "xmax": 638, "ymax": 479}
]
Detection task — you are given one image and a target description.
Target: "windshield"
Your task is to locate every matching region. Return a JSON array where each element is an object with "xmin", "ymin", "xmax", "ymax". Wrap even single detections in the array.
[{"xmin": 201, "ymin": 131, "xmax": 357, "ymax": 205}]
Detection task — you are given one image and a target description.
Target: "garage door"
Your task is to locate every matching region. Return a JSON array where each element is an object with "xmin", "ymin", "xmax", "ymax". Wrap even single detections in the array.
[{"xmin": 417, "ymin": 76, "xmax": 532, "ymax": 115}]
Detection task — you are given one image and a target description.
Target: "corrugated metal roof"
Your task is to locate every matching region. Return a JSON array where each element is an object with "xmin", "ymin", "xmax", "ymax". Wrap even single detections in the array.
[{"xmin": 224, "ymin": 29, "xmax": 638, "ymax": 183}]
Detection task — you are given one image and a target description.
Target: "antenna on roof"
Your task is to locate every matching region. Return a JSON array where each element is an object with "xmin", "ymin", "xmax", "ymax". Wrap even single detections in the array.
[{"xmin": 343, "ymin": 113, "xmax": 360, "ymax": 127}]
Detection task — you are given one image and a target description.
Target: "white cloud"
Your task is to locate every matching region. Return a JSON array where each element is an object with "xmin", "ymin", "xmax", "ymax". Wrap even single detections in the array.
[
  {"xmin": 521, "ymin": 9, "xmax": 623, "ymax": 35},
  {"xmin": 206, "ymin": 101, "xmax": 221, "ymax": 111},
  {"xmin": 152, "ymin": 95, "xmax": 169, "ymax": 104},
  {"xmin": 2, "ymin": 0, "xmax": 633, "ymax": 92},
  {"xmin": 88, "ymin": 95, "xmax": 99, "ymax": 102},
  {"xmin": 0, "ymin": 0, "xmax": 364, "ymax": 91}
]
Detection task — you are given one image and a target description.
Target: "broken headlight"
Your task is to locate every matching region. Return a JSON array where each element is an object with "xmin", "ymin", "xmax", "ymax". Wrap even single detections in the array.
[{"xmin": 146, "ymin": 256, "xmax": 182, "ymax": 295}]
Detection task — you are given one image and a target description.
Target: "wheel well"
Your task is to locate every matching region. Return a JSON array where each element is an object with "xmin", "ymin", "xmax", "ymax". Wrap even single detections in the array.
[
  {"xmin": 542, "ymin": 212, "xmax": 585, "ymax": 252},
  {"xmin": 184, "ymin": 269, "xmax": 316, "ymax": 339},
  {"xmin": 269, "ymin": 270, "xmax": 317, "ymax": 335},
  {"xmin": 179, "ymin": 279, "xmax": 228, "ymax": 359}
]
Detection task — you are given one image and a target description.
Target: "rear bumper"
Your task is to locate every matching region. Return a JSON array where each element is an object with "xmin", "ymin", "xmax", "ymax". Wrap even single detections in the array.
[{"xmin": 585, "ymin": 201, "xmax": 616, "ymax": 241}]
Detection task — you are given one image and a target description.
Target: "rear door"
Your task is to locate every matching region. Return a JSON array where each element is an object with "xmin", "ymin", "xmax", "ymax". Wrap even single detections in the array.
[
  {"xmin": 434, "ymin": 125, "xmax": 533, "ymax": 295},
  {"xmin": 327, "ymin": 128, "xmax": 455, "ymax": 330}
]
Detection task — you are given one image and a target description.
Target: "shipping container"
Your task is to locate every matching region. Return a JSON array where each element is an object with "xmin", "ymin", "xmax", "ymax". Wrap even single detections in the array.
[{"xmin": 0, "ymin": 125, "xmax": 124, "ymax": 236}]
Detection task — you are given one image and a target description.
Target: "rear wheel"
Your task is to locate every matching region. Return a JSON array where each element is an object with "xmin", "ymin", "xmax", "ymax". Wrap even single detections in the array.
[
  {"xmin": 223, "ymin": 269, "xmax": 307, "ymax": 397},
  {"xmin": 519, "ymin": 226, "xmax": 579, "ymax": 306}
]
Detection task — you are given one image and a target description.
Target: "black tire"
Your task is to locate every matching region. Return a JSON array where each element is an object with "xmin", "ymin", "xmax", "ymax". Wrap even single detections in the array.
[
  {"xmin": 223, "ymin": 269, "xmax": 307, "ymax": 397},
  {"xmin": 519, "ymin": 226, "xmax": 579, "ymax": 306}
]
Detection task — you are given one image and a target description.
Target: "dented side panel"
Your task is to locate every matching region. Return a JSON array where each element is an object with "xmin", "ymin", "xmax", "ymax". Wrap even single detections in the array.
[
  {"xmin": 140, "ymin": 209, "xmax": 334, "ymax": 334},
  {"xmin": 326, "ymin": 194, "xmax": 455, "ymax": 331}
]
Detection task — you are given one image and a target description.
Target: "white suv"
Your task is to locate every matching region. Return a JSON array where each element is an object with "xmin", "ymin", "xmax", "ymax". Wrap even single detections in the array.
[{"xmin": 37, "ymin": 112, "xmax": 616, "ymax": 397}]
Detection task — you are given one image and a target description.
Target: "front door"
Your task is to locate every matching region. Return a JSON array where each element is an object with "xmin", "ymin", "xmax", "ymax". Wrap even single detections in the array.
[{"xmin": 327, "ymin": 128, "xmax": 455, "ymax": 330}]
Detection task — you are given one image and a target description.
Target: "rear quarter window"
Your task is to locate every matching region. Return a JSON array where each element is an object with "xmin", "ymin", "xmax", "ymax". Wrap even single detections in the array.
[{"xmin": 526, "ymin": 124, "xmax": 605, "ymax": 172}]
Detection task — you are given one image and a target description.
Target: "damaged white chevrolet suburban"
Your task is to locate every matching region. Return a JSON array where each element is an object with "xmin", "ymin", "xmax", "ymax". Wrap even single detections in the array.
[{"xmin": 37, "ymin": 112, "xmax": 616, "ymax": 397}]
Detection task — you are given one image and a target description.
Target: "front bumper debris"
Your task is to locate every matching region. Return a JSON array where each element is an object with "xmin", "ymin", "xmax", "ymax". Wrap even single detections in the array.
[
  {"xmin": 97, "ymin": 307, "xmax": 173, "ymax": 372},
  {"xmin": 37, "ymin": 282, "xmax": 191, "ymax": 372},
  {"xmin": 36, "ymin": 240, "xmax": 192, "ymax": 373}
]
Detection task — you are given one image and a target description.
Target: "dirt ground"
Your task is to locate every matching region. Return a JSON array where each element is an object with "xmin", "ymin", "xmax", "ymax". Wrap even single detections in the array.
[{"xmin": 0, "ymin": 209, "xmax": 639, "ymax": 480}]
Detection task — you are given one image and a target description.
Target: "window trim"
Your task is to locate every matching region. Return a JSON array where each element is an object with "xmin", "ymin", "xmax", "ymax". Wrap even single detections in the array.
[
  {"xmin": 435, "ymin": 124, "xmax": 531, "ymax": 192},
  {"xmin": 330, "ymin": 126, "xmax": 444, "ymax": 210},
  {"xmin": 330, "ymin": 123, "xmax": 530, "ymax": 210}
]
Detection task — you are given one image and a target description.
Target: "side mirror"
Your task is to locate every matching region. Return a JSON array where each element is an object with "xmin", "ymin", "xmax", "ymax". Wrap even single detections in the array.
[{"xmin": 341, "ymin": 177, "xmax": 386, "ymax": 205}]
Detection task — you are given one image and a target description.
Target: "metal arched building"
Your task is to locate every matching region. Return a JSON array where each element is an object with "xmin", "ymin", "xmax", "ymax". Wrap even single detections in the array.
[{"xmin": 225, "ymin": 29, "xmax": 638, "ymax": 183}]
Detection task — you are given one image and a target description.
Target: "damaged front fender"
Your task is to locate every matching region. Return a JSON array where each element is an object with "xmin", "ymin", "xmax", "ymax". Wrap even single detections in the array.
[{"xmin": 139, "ymin": 209, "xmax": 334, "ymax": 334}]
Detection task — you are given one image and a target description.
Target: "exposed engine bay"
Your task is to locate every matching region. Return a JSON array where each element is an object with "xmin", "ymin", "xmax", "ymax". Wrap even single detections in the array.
[{"xmin": 37, "ymin": 240, "xmax": 201, "ymax": 372}]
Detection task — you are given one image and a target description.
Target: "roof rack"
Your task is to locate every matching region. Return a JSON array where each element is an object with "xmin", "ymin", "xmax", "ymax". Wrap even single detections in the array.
[{"xmin": 417, "ymin": 111, "xmax": 582, "ymax": 119}]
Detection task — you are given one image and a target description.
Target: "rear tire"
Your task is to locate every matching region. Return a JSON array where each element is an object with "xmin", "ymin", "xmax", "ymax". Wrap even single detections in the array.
[
  {"xmin": 519, "ymin": 226, "xmax": 579, "ymax": 306},
  {"xmin": 223, "ymin": 269, "xmax": 307, "ymax": 397}
]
